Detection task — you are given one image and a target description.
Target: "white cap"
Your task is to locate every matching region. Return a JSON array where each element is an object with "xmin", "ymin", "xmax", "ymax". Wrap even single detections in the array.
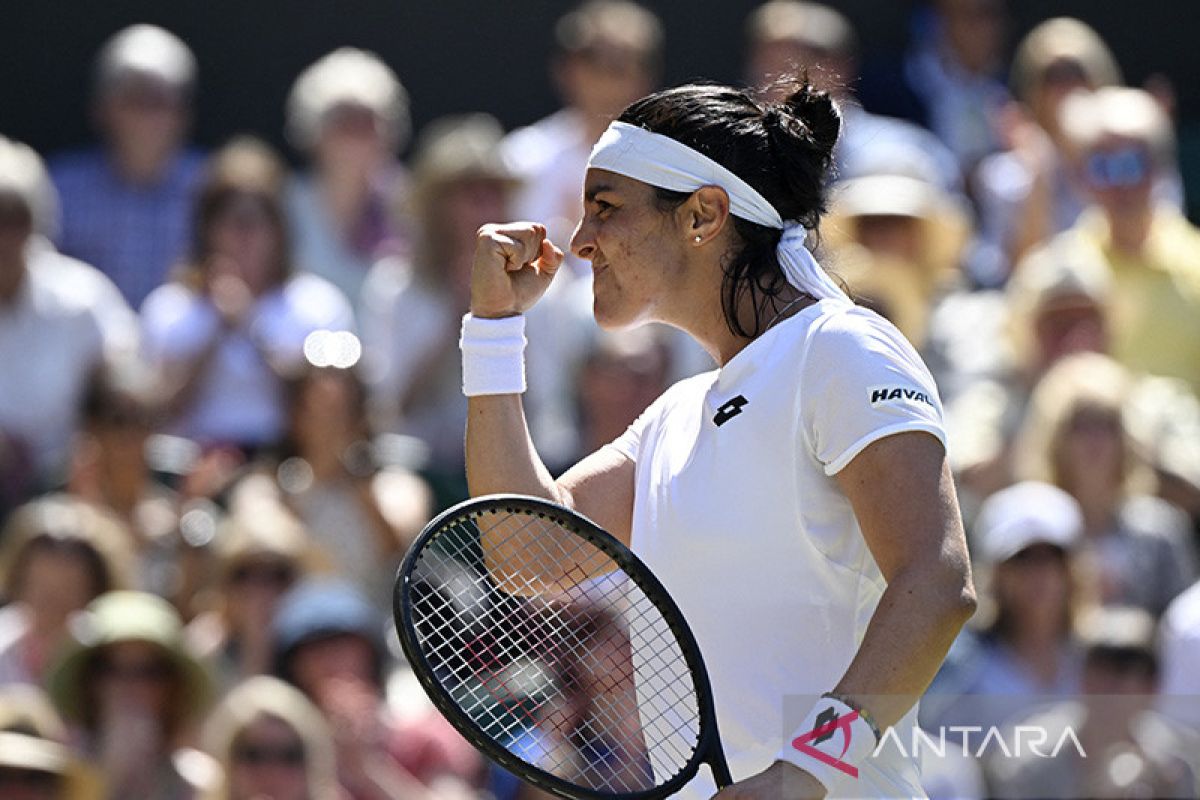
[
  {"xmin": 0, "ymin": 135, "xmax": 58, "ymax": 238},
  {"xmin": 286, "ymin": 47, "xmax": 410, "ymax": 151},
  {"xmin": 96, "ymin": 24, "xmax": 196, "ymax": 95},
  {"xmin": 974, "ymin": 481, "xmax": 1083, "ymax": 564}
]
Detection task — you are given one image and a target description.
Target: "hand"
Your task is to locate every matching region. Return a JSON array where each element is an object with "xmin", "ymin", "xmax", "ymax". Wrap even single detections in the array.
[
  {"xmin": 710, "ymin": 761, "xmax": 827, "ymax": 800},
  {"xmin": 470, "ymin": 222, "xmax": 564, "ymax": 318},
  {"xmin": 206, "ymin": 256, "xmax": 256, "ymax": 329}
]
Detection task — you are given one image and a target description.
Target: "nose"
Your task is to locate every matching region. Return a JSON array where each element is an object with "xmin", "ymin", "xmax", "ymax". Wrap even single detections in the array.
[{"xmin": 570, "ymin": 218, "xmax": 597, "ymax": 262}]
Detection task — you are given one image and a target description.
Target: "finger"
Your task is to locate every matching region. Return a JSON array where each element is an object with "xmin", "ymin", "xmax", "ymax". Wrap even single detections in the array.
[
  {"xmin": 488, "ymin": 224, "xmax": 546, "ymax": 270},
  {"xmin": 534, "ymin": 238, "xmax": 565, "ymax": 275}
]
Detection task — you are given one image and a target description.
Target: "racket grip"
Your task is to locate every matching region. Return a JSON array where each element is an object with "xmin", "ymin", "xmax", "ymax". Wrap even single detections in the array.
[{"xmin": 709, "ymin": 750, "xmax": 734, "ymax": 788}]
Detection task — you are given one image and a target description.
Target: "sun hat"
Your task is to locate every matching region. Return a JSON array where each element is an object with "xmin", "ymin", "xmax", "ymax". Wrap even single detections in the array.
[
  {"xmin": 272, "ymin": 580, "xmax": 385, "ymax": 684},
  {"xmin": 46, "ymin": 591, "xmax": 212, "ymax": 723},
  {"xmin": 974, "ymin": 481, "xmax": 1083, "ymax": 565}
]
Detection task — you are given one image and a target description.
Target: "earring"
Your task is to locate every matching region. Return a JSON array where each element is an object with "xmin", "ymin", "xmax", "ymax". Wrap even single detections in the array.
[{"xmin": 694, "ymin": 235, "xmax": 702, "ymax": 243}]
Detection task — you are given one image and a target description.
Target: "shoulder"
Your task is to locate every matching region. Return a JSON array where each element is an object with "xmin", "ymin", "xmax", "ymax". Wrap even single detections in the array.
[
  {"xmin": 140, "ymin": 281, "xmax": 206, "ymax": 330},
  {"xmin": 1117, "ymin": 495, "xmax": 1192, "ymax": 541},
  {"xmin": 26, "ymin": 246, "xmax": 121, "ymax": 313},
  {"xmin": 802, "ymin": 302, "xmax": 935, "ymax": 384},
  {"xmin": 280, "ymin": 273, "xmax": 355, "ymax": 325},
  {"xmin": 1163, "ymin": 580, "xmax": 1200, "ymax": 638},
  {"xmin": 47, "ymin": 148, "xmax": 106, "ymax": 183},
  {"xmin": 501, "ymin": 110, "xmax": 580, "ymax": 171}
]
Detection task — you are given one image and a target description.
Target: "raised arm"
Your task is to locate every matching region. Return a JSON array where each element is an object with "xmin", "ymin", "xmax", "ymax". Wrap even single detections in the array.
[{"xmin": 464, "ymin": 223, "xmax": 636, "ymax": 590}]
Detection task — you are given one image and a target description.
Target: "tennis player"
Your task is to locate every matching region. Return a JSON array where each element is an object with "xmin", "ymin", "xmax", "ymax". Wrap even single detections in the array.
[{"xmin": 461, "ymin": 80, "xmax": 976, "ymax": 799}]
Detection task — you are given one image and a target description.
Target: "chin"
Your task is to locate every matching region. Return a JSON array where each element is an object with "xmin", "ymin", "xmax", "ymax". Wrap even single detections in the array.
[{"xmin": 592, "ymin": 296, "xmax": 639, "ymax": 331}]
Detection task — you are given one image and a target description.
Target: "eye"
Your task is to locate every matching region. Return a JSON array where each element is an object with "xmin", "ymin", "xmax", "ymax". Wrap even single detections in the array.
[{"xmin": 593, "ymin": 199, "xmax": 615, "ymax": 217}]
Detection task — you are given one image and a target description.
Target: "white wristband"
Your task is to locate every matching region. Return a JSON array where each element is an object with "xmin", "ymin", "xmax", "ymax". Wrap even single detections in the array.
[
  {"xmin": 460, "ymin": 313, "xmax": 527, "ymax": 396},
  {"xmin": 776, "ymin": 696, "xmax": 878, "ymax": 791}
]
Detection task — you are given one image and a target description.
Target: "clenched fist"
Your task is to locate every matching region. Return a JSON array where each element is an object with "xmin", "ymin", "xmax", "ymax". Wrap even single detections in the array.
[{"xmin": 471, "ymin": 222, "xmax": 565, "ymax": 318}]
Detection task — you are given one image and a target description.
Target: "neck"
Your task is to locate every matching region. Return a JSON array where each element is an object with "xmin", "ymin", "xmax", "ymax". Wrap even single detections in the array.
[
  {"xmin": 102, "ymin": 470, "xmax": 147, "ymax": 519},
  {"xmin": 1070, "ymin": 480, "xmax": 1119, "ymax": 536},
  {"xmin": 319, "ymin": 163, "xmax": 373, "ymax": 229},
  {"xmin": 110, "ymin": 142, "xmax": 174, "ymax": 186},
  {"xmin": 1008, "ymin": 624, "xmax": 1065, "ymax": 683},
  {"xmin": 1107, "ymin": 207, "xmax": 1153, "ymax": 254},
  {"xmin": 0, "ymin": 260, "xmax": 26, "ymax": 305}
]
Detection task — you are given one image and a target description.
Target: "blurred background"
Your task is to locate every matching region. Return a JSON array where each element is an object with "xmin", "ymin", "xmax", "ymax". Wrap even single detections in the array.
[{"xmin": 2, "ymin": 1, "xmax": 1200, "ymax": 798}]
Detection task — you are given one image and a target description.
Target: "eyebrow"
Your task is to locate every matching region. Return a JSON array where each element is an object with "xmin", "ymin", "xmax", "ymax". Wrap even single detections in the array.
[{"xmin": 584, "ymin": 184, "xmax": 616, "ymax": 202}]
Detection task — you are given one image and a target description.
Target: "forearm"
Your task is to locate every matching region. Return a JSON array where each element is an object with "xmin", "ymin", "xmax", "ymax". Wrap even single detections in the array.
[
  {"xmin": 833, "ymin": 564, "xmax": 975, "ymax": 728},
  {"xmin": 465, "ymin": 394, "xmax": 564, "ymax": 503}
]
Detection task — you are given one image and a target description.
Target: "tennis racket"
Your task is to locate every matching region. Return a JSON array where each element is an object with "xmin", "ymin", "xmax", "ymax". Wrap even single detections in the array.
[{"xmin": 393, "ymin": 494, "xmax": 734, "ymax": 799}]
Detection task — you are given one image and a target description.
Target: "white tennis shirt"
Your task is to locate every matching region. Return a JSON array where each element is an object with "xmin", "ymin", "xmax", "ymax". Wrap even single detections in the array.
[{"xmin": 609, "ymin": 298, "xmax": 944, "ymax": 799}]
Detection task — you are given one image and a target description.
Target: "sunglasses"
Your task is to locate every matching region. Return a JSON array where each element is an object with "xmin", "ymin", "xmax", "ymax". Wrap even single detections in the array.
[
  {"xmin": 0, "ymin": 768, "xmax": 61, "ymax": 788},
  {"xmin": 95, "ymin": 657, "xmax": 174, "ymax": 682},
  {"xmin": 1040, "ymin": 59, "xmax": 1088, "ymax": 88},
  {"xmin": 233, "ymin": 742, "xmax": 306, "ymax": 767},
  {"xmin": 1085, "ymin": 146, "xmax": 1151, "ymax": 189},
  {"xmin": 229, "ymin": 562, "xmax": 296, "ymax": 588}
]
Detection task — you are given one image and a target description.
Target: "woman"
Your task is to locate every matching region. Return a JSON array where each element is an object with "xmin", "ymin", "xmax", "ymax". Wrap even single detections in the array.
[
  {"xmin": 202, "ymin": 675, "xmax": 342, "ymax": 800},
  {"xmin": 1015, "ymin": 352, "xmax": 1197, "ymax": 616},
  {"xmin": 276, "ymin": 357, "xmax": 430, "ymax": 607},
  {"xmin": 462, "ymin": 80, "xmax": 976, "ymax": 798},
  {"xmin": 285, "ymin": 48, "xmax": 411, "ymax": 310},
  {"xmin": 46, "ymin": 591, "xmax": 215, "ymax": 800},
  {"xmin": 975, "ymin": 17, "xmax": 1123, "ymax": 268},
  {"xmin": 186, "ymin": 491, "xmax": 314, "ymax": 693},
  {"xmin": 0, "ymin": 494, "xmax": 132, "ymax": 688},
  {"xmin": 922, "ymin": 481, "xmax": 1087, "ymax": 735},
  {"xmin": 140, "ymin": 138, "xmax": 354, "ymax": 454},
  {"xmin": 360, "ymin": 113, "xmax": 591, "ymax": 502}
]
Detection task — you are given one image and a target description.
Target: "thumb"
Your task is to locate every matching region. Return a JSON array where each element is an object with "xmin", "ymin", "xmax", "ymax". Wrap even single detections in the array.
[{"xmin": 535, "ymin": 238, "xmax": 565, "ymax": 276}]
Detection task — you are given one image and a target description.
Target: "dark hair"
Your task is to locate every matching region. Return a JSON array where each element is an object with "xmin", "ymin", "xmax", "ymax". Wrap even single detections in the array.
[
  {"xmin": 617, "ymin": 79, "xmax": 840, "ymax": 337},
  {"xmin": 188, "ymin": 137, "xmax": 292, "ymax": 289}
]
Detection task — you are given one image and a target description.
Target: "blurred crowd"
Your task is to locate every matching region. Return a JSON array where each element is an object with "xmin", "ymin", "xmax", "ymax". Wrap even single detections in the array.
[{"xmin": 1, "ymin": 1, "xmax": 1199, "ymax": 798}]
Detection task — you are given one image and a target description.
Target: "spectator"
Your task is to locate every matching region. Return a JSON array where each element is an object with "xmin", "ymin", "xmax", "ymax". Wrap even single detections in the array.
[
  {"xmin": 0, "ymin": 136, "xmax": 139, "ymax": 493},
  {"xmin": 186, "ymin": 490, "xmax": 314, "ymax": 693},
  {"xmin": 66, "ymin": 365, "xmax": 208, "ymax": 604},
  {"xmin": 285, "ymin": 48, "xmax": 411, "ymax": 310},
  {"xmin": 922, "ymin": 481, "xmax": 1085, "ymax": 734},
  {"xmin": 0, "ymin": 495, "xmax": 132, "ymax": 688},
  {"xmin": 272, "ymin": 580, "xmax": 481, "ymax": 799},
  {"xmin": 45, "ymin": 591, "xmax": 215, "ymax": 799},
  {"xmin": 50, "ymin": 25, "xmax": 205, "ymax": 310},
  {"xmin": 0, "ymin": 685, "xmax": 102, "ymax": 800},
  {"xmin": 946, "ymin": 242, "xmax": 1111, "ymax": 504},
  {"xmin": 975, "ymin": 18, "xmax": 1123, "ymax": 270},
  {"xmin": 502, "ymin": 0, "xmax": 662, "ymax": 280},
  {"xmin": 574, "ymin": 327, "xmax": 671, "ymax": 456},
  {"xmin": 864, "ymin": 0, "xmax": 1011, "ymax": 175},
  {"xmin": 743, "ymin": 1, "xmax": 961, "ymax": 194},
  {"xmin": 140, "ymin": 138, "xmax": 353, "ymax": 454},
  {"xmin": 1018, "ymin": 86, "xmax": 1200, "ymax": 393},
  {"xmin": 201, "ymin": 675, "xmax": 341, "ymax": 800},
  {"xmin": 275, "ymin": 352, "xmax": 430, "ymax": 607},
  {"xmin": 821, "ymin": 142, "xmax": 993, "ymax": 402},
  {"xmin": 1015, "ymin": 352, "xmax": 1197, "ymax": 616},
  {"xmin": 1160, "ymin": 578, "xmax": 1200, "ymax": 732},
  {"xmin": 362, "ymin": 114, "xmax": 592, "ymax": 501},
  {"xmin": 986, "ymin": 606, "xmax": 1199, "ymax": 798}
]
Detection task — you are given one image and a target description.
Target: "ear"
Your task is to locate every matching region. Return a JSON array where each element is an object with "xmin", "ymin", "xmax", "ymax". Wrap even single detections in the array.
[{"xmin": 683, "ymin": 186, "xmax": 732, "ymax": 246}]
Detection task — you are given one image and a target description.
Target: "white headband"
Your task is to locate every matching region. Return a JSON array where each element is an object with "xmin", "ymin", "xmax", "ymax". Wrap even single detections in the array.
[{"xmin": 587, "ymin": 121, "xmax": 848, "ymax": 302}]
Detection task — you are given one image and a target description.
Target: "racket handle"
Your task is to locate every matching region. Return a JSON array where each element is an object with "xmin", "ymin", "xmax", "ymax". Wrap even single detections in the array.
[{"xmin": 709, "ymin": 749, "xmax": 734, "ymax": 788}]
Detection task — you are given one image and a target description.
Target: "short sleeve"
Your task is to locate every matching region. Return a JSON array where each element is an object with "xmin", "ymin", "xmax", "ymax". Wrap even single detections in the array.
[
  {"xmin": 607, "ymin": 401, "xmax": 652, "ymax": 463},
  {"xmin": 604, "ymin": 375, "xmax": 702, "ymax": 464},
  {"xmin": 800, "ymin": 308, "xmax": 946, "ymax": 475}
]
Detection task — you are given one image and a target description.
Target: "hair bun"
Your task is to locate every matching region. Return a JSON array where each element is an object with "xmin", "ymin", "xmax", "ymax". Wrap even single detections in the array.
[{"xmin": 766, "ymin": 83, "xmax": 841, "ymax": 168}]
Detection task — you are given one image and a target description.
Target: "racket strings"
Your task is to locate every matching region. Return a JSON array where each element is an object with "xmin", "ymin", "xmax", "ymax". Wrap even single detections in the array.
[{"xmin": 408, "ymin": 509, "xmax": 701, "ymax": 794}]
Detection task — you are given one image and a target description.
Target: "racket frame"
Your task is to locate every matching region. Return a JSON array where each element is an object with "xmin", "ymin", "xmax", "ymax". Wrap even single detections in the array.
[{"xmin": 394, "ymin": 493, "xmax": 734, "ymax": 800}]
